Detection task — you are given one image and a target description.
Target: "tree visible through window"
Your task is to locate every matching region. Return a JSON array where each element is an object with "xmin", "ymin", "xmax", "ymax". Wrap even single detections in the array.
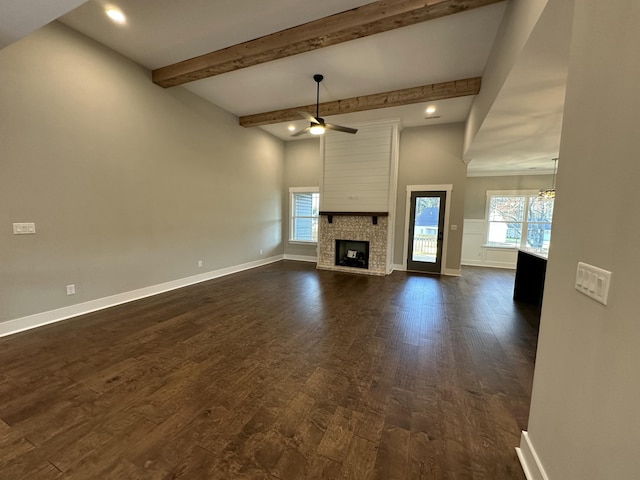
[
  {"xmin": 486, "ymin": 191, "xmax": 554, "ymax": 251},
  {"xmin": 290, "ymin": 188, "xmax": 319, "ymax": 242}
]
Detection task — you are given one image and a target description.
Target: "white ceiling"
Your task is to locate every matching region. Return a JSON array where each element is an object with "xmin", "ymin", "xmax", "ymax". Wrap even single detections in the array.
[
  {"xmin": 465, "ymin": 0, "xmax": 571, "ymax": 175},
  {"xmin": 2, "ymin": 0, "xmax": 571, "ymax": 175},
  {"xmin": 0, "ymin": 0, "xmax": 85, "ymax": 48}
]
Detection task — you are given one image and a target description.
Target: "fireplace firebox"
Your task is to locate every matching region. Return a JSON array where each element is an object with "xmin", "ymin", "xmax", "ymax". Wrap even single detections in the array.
[{"xmin": 335, "ymin": 240, "xmax": 369, "ymax": 269}]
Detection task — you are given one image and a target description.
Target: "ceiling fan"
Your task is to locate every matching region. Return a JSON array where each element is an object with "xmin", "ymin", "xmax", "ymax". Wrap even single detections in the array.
[{"xmin": 292, "ymin": 74, "xmax": 358, "ymax": 137}]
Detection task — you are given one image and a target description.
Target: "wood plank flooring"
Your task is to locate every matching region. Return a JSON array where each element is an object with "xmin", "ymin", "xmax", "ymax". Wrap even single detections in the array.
[{"xmin": 0, "ymin": 262, "xmax": 538, "ymax": 479}]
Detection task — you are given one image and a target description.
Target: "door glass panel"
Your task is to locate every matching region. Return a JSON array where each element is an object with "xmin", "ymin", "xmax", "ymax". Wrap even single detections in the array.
[{"xmin": 411, "ymin": 196, "xmax": 440, "ymax": 263}]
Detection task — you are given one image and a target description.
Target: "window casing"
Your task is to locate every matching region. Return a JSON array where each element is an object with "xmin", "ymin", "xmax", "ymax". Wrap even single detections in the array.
[
  {"xmin": 485, "ymin": 190, "xmax": 554, "ymax": 251},
  {"xmin": 290, "ymin": 187, "xmax": 319, "ymax": 243}
]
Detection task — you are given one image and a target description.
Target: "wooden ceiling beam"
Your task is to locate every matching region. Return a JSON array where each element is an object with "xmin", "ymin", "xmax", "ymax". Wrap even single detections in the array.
[
  {"xmin": 239, "ymin": 77, "xmax": 481, "ymax": 127},
  {"xmin": 152, "ymin": 0, "xmax": 504, "ymax": 88}
]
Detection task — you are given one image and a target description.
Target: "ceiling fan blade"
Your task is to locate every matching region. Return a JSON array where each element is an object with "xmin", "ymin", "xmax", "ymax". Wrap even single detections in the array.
[
  {"xmin": 325, "ymin": 123, "xmax": 358, "ymax": 134},
  {"xmin": 297, "ymin": 110, "xmax": 320, "ymax": 124},
  {"xmin": 291, "ymin": 126, "xmax": 312, "ymax": 137}
]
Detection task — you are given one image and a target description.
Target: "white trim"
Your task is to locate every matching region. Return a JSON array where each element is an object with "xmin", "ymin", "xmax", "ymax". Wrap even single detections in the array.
[
  {"xmin": 408, "ymin": 184, "xmax": 454, "ymax": 192},
  {"xmin": 403, "ymin": 184, "xmax": 454, "ymax": 274},
  {"xmin": 393, "ymin": 263, "xmax": 406, "ymax": 272},
  {"xmin": 482, "ymin": 245, "xmax": 518, "ymax": 251},
  {"xmin": 289, "ymin": 187, "xmax": 320, "ymax": 243},
  {"xmin": 462, "ymin": 218, "xmax": 519, "ymax": 269},
  {"xmin": 289, "ymin": 186, "xmax": 319, "ymax": 193},
  {"xmin": 467, "ymin": 169, "xmax": 555, "ymax": 177},
  {"xmin": 386, "ymin": 122, "xmax": 401, "ymax": 274},
  {"xmin": 486, "ymin": 189, "xmax": 540, "ymax": 197},
  {"xmin": 461, "ymin": 259, "xmax": 516, "ymax": 269},
  {"xmin": 0, "ymin": 255, "xmax": 284, "ymax": 338},
  {"xmin": 284, "ymin": 254, "xmax": 317, "ymax": 263},
  {"xmin": 516, "ymin": 431, "xmax": 550, "ymax": 480}
]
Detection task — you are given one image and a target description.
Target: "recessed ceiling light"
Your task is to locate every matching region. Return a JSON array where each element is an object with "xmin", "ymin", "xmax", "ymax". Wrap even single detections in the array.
[
  {"xmin": 425, "ymin": 105, "xmax": 437, "ymax": 115},
  {"xmin": 106, "ymin": 7, "xmax": 127, "ymax": 25},
  {"xmin": 288, "ymin": 125, "xmax": 296, "ymax": 132}
]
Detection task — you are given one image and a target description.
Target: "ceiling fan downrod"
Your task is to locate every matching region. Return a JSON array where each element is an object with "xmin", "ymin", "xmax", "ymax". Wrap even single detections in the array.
[{"xmin": 313, "ymin": 74, "xmax": 323, "ymax": 120}]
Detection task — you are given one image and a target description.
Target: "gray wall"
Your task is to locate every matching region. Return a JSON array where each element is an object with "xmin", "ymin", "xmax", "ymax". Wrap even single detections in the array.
[
  {"xmin": 525, "ymin": 0, "xmax": 640, "ymax": 478},
  {"xmin": 283, "ymin": 139, "xmax": 321, "ymax": 258},
  {"xmin": 0, "ymin": 22, "xmax": 284, "ymax": 322},
  {"xmin": 394, "ymin": 123, "xmax": 467, "ymax": 270},
  {"xmin": 282, "ymin": 126, "xmax": 469, "ymax": 271},
  {"xmin": 464, "ymin": 174, "xmax": 554, "ymax": 219}
]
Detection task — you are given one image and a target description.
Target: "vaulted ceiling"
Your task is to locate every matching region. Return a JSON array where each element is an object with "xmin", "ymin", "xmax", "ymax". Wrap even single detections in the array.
[{"xmin": 1, "ymin": 0, "xmax": 571, "ymax": 175}]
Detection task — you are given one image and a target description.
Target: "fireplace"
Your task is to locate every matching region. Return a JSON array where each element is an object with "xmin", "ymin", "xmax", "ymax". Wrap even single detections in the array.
[
  {"xmin": 316, "ymin": 120, "xmax": 399, "ymax": 276},
  {"xmin": 335, "ymin": 240, "xmax": 369, "ymax": 269},
  {"xmin": 316, "ymin": 213, "xmax": 390, "ymax": 276}
]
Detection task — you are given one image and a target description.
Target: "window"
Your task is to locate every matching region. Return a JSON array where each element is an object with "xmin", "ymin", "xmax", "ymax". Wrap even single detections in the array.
[
  {"xmin": 290, "ymin": 187, "xmax": 319, "ymax": 243},
  {"xmin": 486, "ymin": 190, "xmax": 554, "ymax": 251}
]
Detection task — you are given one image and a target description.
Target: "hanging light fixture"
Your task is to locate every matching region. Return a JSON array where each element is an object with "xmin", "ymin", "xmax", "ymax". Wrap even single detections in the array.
[{"xmin": 538, "ymin": 158, "xmax": 558, "ymax": 198}]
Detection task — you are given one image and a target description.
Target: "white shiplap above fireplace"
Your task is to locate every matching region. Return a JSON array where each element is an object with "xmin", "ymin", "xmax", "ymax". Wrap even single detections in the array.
[{"xmin": 320, "ymin": 120, "xmax": 400, "ymax": 213}]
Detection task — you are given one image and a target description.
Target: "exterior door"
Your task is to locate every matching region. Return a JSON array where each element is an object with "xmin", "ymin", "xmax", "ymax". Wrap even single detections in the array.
[{"xmin": 407, "ymin": 191, "xmax": 446, "ymax": 274}]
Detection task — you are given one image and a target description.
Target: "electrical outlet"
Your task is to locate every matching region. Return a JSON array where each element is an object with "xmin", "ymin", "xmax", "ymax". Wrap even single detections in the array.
[
  {"xmin": 66, "ymin": 284, "xmax": 76, "ymax": 295},
  {"xmin": 259, "ymin": 249, "xmax": 263, "ymax": 255},
  {"xmin": 198, "ymin": 260, "xmax": 203, "ymax": 268}
]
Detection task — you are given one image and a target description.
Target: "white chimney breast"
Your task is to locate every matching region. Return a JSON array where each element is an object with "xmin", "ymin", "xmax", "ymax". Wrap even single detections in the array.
[{"xmin": 321, "ymin": 123, "xmax": 393, "ymax": 213}]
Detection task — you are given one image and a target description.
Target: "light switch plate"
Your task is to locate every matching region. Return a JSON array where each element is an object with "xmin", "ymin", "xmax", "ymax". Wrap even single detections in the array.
[
  {"xmin": 575, "ymin": 262, "xmax": 611, "ymax": 305},
  {"xmin": 13, "ymin": 223, "xmax": 36, "ymax": 234}
]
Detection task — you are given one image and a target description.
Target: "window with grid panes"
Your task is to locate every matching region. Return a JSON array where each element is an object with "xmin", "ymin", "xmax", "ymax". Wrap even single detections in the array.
[
  {"xmin": 290, "ymin": 187, "xmax": 319, "ymax": 243},
  {"xmin": 486, "ymin": 191, "xmax": 554, "ymax": 251}
]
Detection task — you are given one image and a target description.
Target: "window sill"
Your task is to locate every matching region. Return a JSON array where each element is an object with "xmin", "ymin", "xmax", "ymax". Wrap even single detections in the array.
[
  {"xmin": 289, "ymin": 240, "xmax": 317, "ymax": 245},
  {"xmin": 482, "ymin": 245, "xmax": 518, "ymax": 250}
]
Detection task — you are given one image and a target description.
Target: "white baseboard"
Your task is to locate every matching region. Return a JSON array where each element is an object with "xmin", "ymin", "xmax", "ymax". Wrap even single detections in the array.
[
  {"xmin": 516, "ymin": 431, "xmax": 549, "ymax": 480},
  {"xmin": 283, "ymin": 254, "xmax": 317, "ymax": 263},
  {"xmin": 0, "ymin": 255, "xmax": 284, "ymax": 338},
  {"xmin": 462, "ymin": 259, "xmax": 516, "ymax": 269},
  {"xmin": 393, "ymin": 263, "xmax": 406, "ymax": 272}
]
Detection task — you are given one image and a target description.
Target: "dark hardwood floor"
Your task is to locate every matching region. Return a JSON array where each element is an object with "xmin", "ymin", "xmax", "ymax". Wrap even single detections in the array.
[{"xmin": 0, "ymin": 261, "xmax": 538, "ymax": 479}]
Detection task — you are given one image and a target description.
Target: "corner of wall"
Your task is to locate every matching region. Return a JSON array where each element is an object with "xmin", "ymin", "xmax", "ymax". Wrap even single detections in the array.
[{"xmin": 516, "ymin": 431, "xmax": 550, "ymax": 480}]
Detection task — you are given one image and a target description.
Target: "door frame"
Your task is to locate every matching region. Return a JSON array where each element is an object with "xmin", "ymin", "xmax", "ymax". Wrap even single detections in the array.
[{"xmin": 403, "ymin": 184, "xmax": 453, "ymax": 274}]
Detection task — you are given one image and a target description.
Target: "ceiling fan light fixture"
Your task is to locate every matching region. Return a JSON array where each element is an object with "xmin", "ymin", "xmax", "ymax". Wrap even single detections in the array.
[
  {"xmin": 309, "ymin": 124, "xmax": 326, "ymax": 135},
  {"xmin": 291, "ymin": 74, "xmax": 357, "ymax": 137}
]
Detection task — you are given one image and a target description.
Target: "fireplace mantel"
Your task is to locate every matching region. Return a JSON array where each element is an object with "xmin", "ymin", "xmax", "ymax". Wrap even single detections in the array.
[{"xmin": 319, "ymin": 211, "xmax": 388, "ymax": 225}]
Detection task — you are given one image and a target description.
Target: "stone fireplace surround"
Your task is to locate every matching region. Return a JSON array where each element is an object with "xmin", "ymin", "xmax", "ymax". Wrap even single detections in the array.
[{"xmin": 316, "ymin": 213, "xmax": 389, "ymax": 276}]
